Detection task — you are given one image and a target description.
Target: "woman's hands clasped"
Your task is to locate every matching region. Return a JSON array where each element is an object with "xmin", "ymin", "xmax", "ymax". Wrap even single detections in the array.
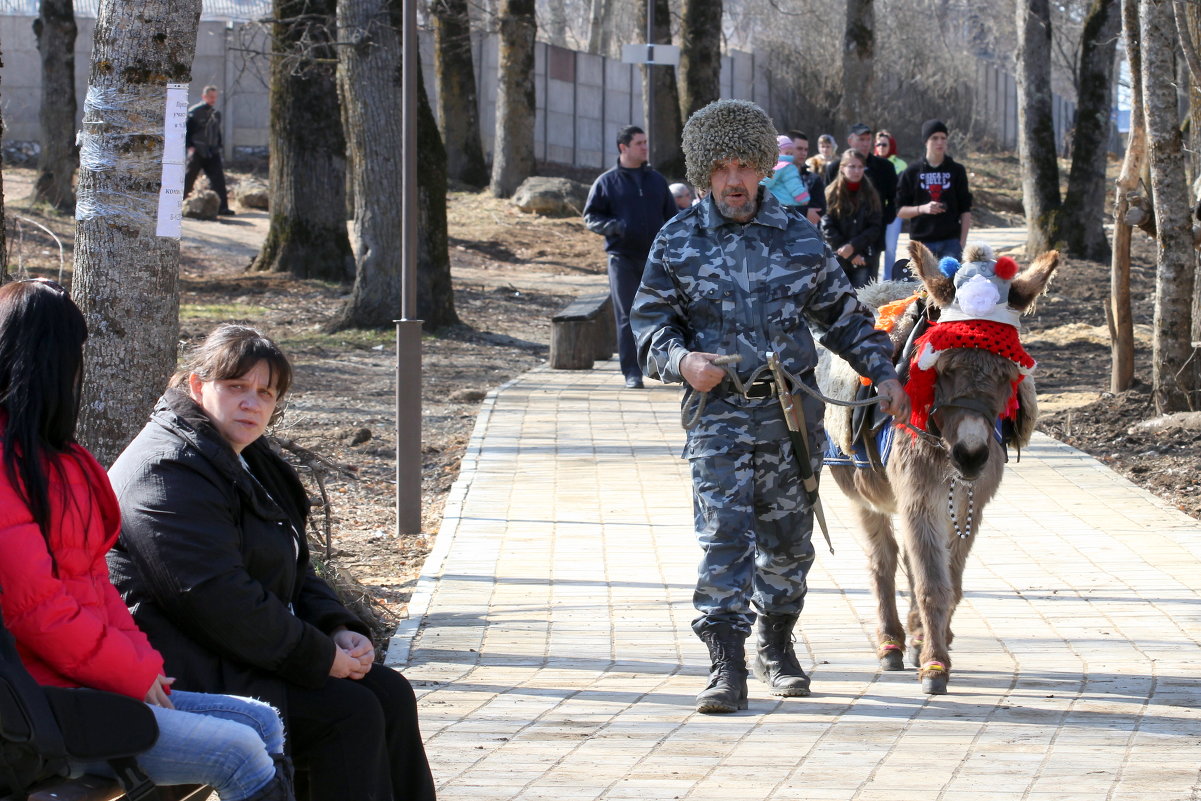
[{"xmin": 330, "ymin": 628, "xmax": 375, "ymax": 680}]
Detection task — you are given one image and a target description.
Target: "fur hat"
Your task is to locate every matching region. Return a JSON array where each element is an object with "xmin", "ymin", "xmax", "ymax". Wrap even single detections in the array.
[{"xmin": 681, "ymin": 99, "xmax": 779, "ymax": 191}]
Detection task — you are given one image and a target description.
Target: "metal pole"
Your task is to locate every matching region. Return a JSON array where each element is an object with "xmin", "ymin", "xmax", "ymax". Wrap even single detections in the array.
[
  {"xmin": 645, "ymin": 0, "xmax": 654, "ymax": 159},
  {"xmin": 396, "ymin": 0, "xmax": 423, "ymax": 536}
]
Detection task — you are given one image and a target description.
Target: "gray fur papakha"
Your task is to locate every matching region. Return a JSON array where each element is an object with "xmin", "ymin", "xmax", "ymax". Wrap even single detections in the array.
[{"xmin": 681, "ymin": 99, "xmax": 779, "ymax": 191}]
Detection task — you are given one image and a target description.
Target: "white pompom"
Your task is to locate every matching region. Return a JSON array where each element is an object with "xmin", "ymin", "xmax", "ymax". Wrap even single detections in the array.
[{"xmin": 957, "ymin": 274, "xmax": 1000, "ymax": 317}]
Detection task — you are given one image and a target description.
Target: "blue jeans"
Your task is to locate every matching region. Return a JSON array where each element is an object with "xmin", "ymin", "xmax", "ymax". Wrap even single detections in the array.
[
  {"xmin": 607, "ymin": 252, "xmax": 647, "ymax": 382},
  {"xmin": 83, "ymin": 690, "xmax": 283, "ymax": 801},
  {"xmin": 883, "ymin": 217, "xmax": 903, "ymax": 279},
  {"xmin": 921, "ymin": 237, "xmax": 963, "ymax": 261}
]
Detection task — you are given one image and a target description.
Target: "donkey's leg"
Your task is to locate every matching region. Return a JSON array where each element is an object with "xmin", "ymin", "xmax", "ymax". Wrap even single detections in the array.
[
  {"xmin": 945, "ymin": 533, "xmax": 975, "ymax": 650},
  {"xmin": 900, "ymin": 507, "xmax": 955, "ymax": 694},
  {"xmin": 900, "ymin": 551, "xmax": 923, "ymax": 668},
  {"xmin": 859, "ymin": 506, "xmax": 905, "ymax": 670}
]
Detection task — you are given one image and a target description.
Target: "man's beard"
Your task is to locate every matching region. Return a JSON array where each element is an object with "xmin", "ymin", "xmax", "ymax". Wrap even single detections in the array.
[{"xmin": 714, "ymin": 185, "xmax": 758, "ymax": 223}]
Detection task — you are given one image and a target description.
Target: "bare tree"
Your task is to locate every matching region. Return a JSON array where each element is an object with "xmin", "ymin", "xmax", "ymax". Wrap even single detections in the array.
[
  {"xmin": 1141, "ymin": 0, "xmax": 1197, "ymax": 412},
  {"xmin": 678, "ymin": 0, "xmax": 721, "ymax": 121},
  {"xmin": 32, "ymin": 0, "xmax": 77, "ymax": 212},
  {"xmin": 545, "ymin": 0, "xmax": 568, "ymax": 46},
  {"xmin": 841, "ymin": 0, "xmax": 874, "ymax": 126},
  {"xmin": 587, "ymin": 0, "xmax": 614, "ymax": 55},
  {"xmin": 433, "ymin": 0, "xmax": 489, "ymax": 187},
  {"xmin": 1108, "ymin": 0, "xmax": 1145, "ymax": 393},
  {"xmin": 74, "ymin": 0, "xmax": 202, "ymax": 465},
  {"xmin": 641, "ymin": 0, "xmax": 683, "ymax": 179},
  {"xmin": 1061, "ymin": 0, "xmax": 1120, "ymax": 262},
  {"xmin": 251, "ymin": 0, "xmax": 355, "ymax": 280},
  {"xmin": 334, "ymin": 0, "xmax": 458, "ymax": 329},
  {"xmin": 1016, "ymin": 0, "xmax": 1063, "ymax": 256},
  {"xmin": 490, "ymin": 0, "xmax": 536, "ymax": 198}
]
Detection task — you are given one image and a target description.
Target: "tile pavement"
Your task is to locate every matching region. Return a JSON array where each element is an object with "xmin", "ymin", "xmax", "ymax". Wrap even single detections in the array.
[{"xmin": 391, "ymin": 362, "xmax": 1201, "ymax": 800}]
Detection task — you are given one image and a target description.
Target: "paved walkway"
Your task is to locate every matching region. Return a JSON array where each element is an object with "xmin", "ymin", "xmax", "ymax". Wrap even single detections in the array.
[{"xmin": 393, "ymin": 362, "xmax": 1201, "ymax": 800}]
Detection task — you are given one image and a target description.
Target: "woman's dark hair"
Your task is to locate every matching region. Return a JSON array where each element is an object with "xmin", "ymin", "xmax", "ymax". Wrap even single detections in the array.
[
  {"xmin": 0, "ymin": 279, "xmax": 88, "ymax": 545},
  {"xmin": 826, "ymin": 148, "xmax": 881, "ymax": 220},
  {"xmin": 171, "ymin": 324, "xmax": 293, "ymax": 424}
]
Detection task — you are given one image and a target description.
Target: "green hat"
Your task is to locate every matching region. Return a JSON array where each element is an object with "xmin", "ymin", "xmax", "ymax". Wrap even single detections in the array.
[{"xmin": 681, "ymin": 99, "xmax": 778, "ymax": 191}]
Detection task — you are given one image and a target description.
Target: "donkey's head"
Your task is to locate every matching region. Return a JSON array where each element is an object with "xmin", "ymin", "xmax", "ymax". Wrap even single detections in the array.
[{"xmin": 906, "ymin": 241, "xmax": 1059, "ymax": 480}]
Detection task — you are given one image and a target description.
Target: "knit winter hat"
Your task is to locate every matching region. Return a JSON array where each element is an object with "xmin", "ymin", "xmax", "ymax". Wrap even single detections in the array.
[
  {"xmin": 921, "ymin": 119, "xmax": 949, "ymax": 142},
  {"xmin": 777, "ymin": 134, "xmax": 794, "ymax": 152},
  {"xmin": 681, "ymin": 99, "xmax": 779, "ymax": 191}
]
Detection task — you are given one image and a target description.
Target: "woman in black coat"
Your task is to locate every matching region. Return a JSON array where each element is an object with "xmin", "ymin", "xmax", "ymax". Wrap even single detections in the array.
[
  {"xmin": 820, "ymin": 148, "xmax": 884, "ymax": 288},
  {"xmin": 107, "ymin": 324, "xmax": 435, "ymax": 801}
]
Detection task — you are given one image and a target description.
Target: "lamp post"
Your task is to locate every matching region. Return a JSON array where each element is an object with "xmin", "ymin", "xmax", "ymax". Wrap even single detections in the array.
[{"xmin": 396, "ymin": 0, "xmax": 423, "ymax": 536}]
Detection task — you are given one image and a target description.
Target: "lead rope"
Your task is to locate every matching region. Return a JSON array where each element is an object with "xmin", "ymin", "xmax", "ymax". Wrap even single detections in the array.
[{"xmin": 947, "ymin": 476, "xmax": 975, "ymax": 539}]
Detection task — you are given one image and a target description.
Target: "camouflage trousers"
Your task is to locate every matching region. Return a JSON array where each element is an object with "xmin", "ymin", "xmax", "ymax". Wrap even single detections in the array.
[{"xmin": 685, "ymin": 392, "xmax": 824, "ymax": 638}]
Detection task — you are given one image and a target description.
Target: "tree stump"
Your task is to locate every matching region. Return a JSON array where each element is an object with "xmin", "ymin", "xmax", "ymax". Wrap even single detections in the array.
[{"xmin": 550, "ymin": 292, "xmax": 613, "ymax": 370}]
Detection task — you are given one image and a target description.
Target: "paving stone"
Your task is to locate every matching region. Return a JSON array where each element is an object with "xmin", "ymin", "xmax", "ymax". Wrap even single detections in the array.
[{"xmin": 392, "ymin": 363, "xmax": 1201, "ymax": 800}]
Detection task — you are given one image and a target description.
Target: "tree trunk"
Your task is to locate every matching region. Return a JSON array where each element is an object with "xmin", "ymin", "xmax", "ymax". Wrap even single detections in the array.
[
  {"xmin": 546, "ymin": 0, "xmax": 567, "ymax": 47},
  {"xmin": 1142, "ymin": 0, "xmax": 1197, "ymax": 412},
  {"xmin": 587, "ymin": 0, "xmax": 613, "ymax": 56},
  {"xmin": 32, "ymin": 0, "xmax": 77, "ymax": 212},
  {"xmin": 641, "ymin": 0, "xmax": 683, "ymax": 180},
  {"xmin": 489, "ymin": 0, "xmax": 536, "ymax": 198},
  {"xmin": 1109, "ymin": 0, "xmax": 1145, "ymax": 393},
  {"xmin": 1016, "ymin": 0, "xmax": 1063, "ymax": 256},
  {"xmin": 1175, "ymin": 0, "xmax": 1201, "ymax": 380},
  {"xmin": 841, "ymin": 0, "xmax": 874, "ymax": 126},
  {"xmin": 1062, "ymin": 0, "xmax": 1119, "ymax": 262},
  {"xmin": 74, "ymin": 0, "xmax": 202, "ymax": 465},
  {"xmin": 250, "ymin": 0, "xmax": 354, "ymax": 280},
  {"xmin": 433, "ymin": 0, "xmax": 488, "ymax": 187},
  {"xmin": 334, "ymin": 0, "xmax": 457, "ymax": 330},
  {"xmin": 678, "ymin": 0, "xmax": 721, "ymax": 121}
]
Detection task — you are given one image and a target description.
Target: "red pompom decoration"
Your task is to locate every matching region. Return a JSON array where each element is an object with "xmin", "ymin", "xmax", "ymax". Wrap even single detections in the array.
[{"xmin": 994, "ymin": 256, "xmax": 1018, "ymax": 280}]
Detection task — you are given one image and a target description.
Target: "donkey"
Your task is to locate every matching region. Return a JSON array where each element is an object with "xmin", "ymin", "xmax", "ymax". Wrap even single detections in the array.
[{"xmin": 820, "ymin": 241, "xmax": 1058, "ymax": 694}]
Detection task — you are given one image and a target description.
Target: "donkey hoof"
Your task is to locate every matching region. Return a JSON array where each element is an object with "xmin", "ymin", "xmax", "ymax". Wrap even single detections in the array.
[
  {"xmin": 907, "ymin": 644, "xmax": 922, "ymax": 669},
  {"xmin": 922, "ymin": 673, "xmax": 949, "ymax": 694},
  {"xmin": 880, "ymin": 650, "xmax": 905, "ymax": 671}
]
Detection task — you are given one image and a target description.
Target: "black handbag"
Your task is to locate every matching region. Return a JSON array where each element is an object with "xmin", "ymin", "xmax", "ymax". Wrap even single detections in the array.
[{"xmin": 0, "ymin": 613, "xmax": 160, "ymax": 800}]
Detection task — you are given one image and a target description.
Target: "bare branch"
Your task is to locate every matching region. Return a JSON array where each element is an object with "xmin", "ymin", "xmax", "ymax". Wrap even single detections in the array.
[{"xmin": 1174, "ymin": 0, "xmax": 1201, "ymax": 86}]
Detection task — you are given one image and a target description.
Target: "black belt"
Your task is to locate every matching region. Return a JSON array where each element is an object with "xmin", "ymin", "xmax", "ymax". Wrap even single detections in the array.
[{"xmin": 744, "ymin": 375, "xmax": 777, "ymax": 399}]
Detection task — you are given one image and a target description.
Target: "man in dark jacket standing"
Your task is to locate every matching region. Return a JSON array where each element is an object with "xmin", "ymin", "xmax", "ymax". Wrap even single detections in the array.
[
  {"xmin": 896, "ymin": 119, "xmax": 973, "ymax": 261},
  {"xmin": 185, "ymin": 85, "xmax": 234, "ymax": 216},
  {"xmin": 823, "ymin": 123, "xmax": 896, "ymax": 279},
  {"xmin": 584, "ymin": 125, "xmax": 677, "ymax": 389}
]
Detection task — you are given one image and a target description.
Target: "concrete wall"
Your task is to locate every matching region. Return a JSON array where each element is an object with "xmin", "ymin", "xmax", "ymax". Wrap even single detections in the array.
[{"xmin": 1, "ymin": 17, "xmax": 771, "ymax": 171}]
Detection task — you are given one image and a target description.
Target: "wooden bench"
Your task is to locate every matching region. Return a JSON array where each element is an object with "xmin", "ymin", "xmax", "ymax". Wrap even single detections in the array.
[
  {"xmin": 549, "ymin": 291, "xmax": 615, "ymax": 369},
  {"xmin": 18, "ymin": 776, "xmax": 209, "ymax": 801}
]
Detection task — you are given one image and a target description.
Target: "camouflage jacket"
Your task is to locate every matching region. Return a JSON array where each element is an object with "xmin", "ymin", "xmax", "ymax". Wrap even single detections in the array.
[{"xmin": 631, "ymin": 190, "xmax": 898, "ymax": 401}]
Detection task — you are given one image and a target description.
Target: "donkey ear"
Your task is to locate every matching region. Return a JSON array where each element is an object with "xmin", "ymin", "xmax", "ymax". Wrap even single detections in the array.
[
  {"xmin": 908, "ymin": 240, "xmax": 955, "ymax": 306},
  {"xmin": 1008, "ymin": 250, "xmax": 1060, "ymax": 312}
]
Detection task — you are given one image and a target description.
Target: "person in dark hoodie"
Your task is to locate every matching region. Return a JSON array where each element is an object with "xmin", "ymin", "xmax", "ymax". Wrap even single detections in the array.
[
  {"xmin": 583, "ymin": 125, "xmax": 678, "ymax": 389},
  {"xmin": 107, "ymin": 324, "xmax": 435, "ymax": 801},
  {"xmin": 896, "ymin": 119, "xmax": 973, "ymax": 261}
]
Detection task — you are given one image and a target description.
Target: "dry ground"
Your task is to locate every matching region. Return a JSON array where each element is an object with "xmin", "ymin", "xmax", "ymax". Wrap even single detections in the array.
[{"xmin": 5, "ymin": 150, "xmax": 1196, "ymax": 649}]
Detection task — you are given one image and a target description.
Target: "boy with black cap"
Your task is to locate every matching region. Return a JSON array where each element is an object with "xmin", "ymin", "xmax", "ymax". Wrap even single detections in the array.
[
  {"xmin": 823, "ymin": 122, "xmax": 897, "ymax": 278},
  {"xmin": 897, "ymin": 119, "xmax": 973, "ymax": 261}
]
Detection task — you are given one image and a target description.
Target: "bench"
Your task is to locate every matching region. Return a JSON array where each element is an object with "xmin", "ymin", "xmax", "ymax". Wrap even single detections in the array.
[
  {"xmin": 18, "ymin": 777, "xmax": 209, "ymax": 801},
  {"xmin": 549, "ymin": 291, "xmax": 615, "ymax": 369}
]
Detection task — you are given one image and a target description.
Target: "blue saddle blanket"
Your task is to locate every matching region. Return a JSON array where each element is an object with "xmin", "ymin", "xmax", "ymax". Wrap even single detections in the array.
[{"xmin": 822, "ymin": 423, "xmax": 896, "ymax": 468}]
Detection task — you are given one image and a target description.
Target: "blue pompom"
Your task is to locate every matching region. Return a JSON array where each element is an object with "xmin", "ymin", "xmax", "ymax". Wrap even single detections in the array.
[{"xmin": 938, "ymin": 257, "xmax": 960, "ymax": 278}]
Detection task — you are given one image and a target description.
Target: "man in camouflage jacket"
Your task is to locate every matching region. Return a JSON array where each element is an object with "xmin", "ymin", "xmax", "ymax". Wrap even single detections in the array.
[{"xmin": 631, "ymin": 100, "xmax": 910, "ymax": 714}]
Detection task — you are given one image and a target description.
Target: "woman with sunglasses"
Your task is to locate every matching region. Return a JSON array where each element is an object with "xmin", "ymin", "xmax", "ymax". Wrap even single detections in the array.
[
  {"xmin": 0, "ymin": 279, "xmax": 294, "ymax": 801},
  {"xmin": 873, "ymin": 131, "xmax": 908, "ymax": 278}
]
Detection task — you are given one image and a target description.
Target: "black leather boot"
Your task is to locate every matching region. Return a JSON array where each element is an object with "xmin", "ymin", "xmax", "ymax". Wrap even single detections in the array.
[
  {"xmin": 753, "ymin": 613, "xmax": 811, "ymax": 697},
  {"xmin": 696, "ymin": 626, "xmax": 749, "ymax": 714},
  {"xmin": 241, "ymin": 754, "xmax": 296, "ymax": 801}
]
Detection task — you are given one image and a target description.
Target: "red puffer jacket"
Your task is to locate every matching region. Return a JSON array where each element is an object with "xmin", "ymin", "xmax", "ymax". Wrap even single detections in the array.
[{"xmin": 0, "ymin": 435, "xmax": 164, "ymax": 699}]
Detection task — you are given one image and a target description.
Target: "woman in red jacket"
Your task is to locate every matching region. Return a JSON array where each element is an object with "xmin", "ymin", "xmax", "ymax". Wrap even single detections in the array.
[{"xmin": 0, "ymin": 279, "xmax": 294, "ymax": 801}]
